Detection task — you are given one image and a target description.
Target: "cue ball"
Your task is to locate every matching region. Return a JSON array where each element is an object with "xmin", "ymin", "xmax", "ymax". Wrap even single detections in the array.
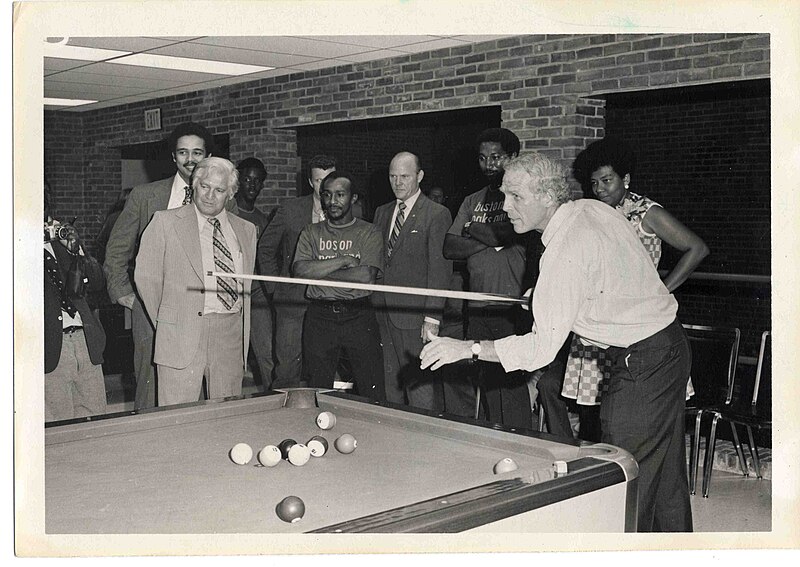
[
  {"xmin": 493, "ymin": 457, "xmax": 519, "ymax": 474},
  {"xmin": 276, "ymin": 496, "xmax": 305, "ymax": 523},
  {"xmin": 258, "ymin": 445, "xmax": 282, "ymax": 467},
  {"xmin": 278, "ymin": 439, "xmax": 298, "ymax": 460},
  {"xmin": 316, "ymin": 411, "xmax": 337, "ymax": 430},
  {"xmin": 229, "ymin": 443, "xmax": 253, "ymax": 465},
  {"xmin": 334, "ymin": 433, "xmax": 357, "ymax": 454},
  {"xmin": 307, "ymin": 436, "xmax": 329, "ymax": 457},
  {"xmin": 287, "ymin": 443, "xmax": 312, "ymax": 466}
]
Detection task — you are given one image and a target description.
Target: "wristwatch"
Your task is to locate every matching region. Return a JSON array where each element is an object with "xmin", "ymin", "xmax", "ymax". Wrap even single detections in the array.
[
  {"xmin": 462, "ymin": 221, "xmax": 472, "ymax": 238},
  {"xmin": 471, "ymin": 340, "xmax": 482, "ymax": 361}
]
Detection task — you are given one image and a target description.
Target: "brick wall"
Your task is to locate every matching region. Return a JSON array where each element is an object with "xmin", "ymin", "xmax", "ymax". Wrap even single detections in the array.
[
  {"xmin": 44, "ymin": 32, "xmax": 770, "ymax": 254},
  {"xmin": 43, "ymin": 32, "xmax": 771, "ymax": 352}
]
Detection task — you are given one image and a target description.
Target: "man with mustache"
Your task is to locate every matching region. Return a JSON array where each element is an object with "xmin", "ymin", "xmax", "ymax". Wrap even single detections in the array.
[
  {"xmin": 292, "ymin": 172, "xmax": 385, "ymax": 401},
  {"xmin": 104, "ymin": 122, "xmax": 230, "ymax": 409}
]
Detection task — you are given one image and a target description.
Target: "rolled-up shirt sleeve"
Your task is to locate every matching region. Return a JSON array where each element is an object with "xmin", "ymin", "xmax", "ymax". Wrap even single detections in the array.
[{"xmin": 494, "ymin": 235, "xmax": 588, "ymax": 372}]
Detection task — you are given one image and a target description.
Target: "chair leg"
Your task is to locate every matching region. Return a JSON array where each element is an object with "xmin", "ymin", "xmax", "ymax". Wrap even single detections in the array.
[
  {"xmin": 690, "ymin": 411, "xmax": 703, "ymax": 495},
  {"xmin": 729, "ymin": 421, "xmax": 749, "ymax": 477},
  {"xmin": 746, "ymin": 426, "xmax": 763, "ymax": 479},
  {"xmin": 473, "ymin": 385, "xmax": 481, "ymax": 420},
  {"xmin": 702, "ymin": 414, "xmax": 720, "ymax": 498},
  {"xmin": 538, "ymin": 404, "xmax": 546, "ymax": 433}
]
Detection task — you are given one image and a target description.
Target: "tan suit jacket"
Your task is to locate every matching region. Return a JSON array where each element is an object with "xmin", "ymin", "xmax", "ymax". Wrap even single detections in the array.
[{"xmin": 134, "ymin": 204, "xmax": 257, "ymax": 370}]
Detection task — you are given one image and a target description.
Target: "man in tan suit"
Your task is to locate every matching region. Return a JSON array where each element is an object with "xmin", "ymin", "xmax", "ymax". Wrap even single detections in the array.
[
  {"xmin": 135, "ymin": 157, "xmax": 257, "ymax": 406},
  {"xmin": 104, "ymin": 122, "xmax": 218, "ymax": 409}
]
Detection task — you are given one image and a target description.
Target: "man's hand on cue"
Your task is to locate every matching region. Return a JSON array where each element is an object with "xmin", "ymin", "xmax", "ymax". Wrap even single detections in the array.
[{"xmin": 420, "ymin": 331, "xmax": 471, "ymax": 371}]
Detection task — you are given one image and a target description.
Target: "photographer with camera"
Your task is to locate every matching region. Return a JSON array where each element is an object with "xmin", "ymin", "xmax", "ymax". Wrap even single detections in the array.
[{"xmin": 44, "ymin": 182, "xmax": 108, "ymax": 421}]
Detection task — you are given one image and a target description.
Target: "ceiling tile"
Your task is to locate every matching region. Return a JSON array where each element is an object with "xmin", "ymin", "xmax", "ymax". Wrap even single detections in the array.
[
  {"xmin": 66, "ymin": 36, "xmax": 183, "ymax": 53},
  {"xmin": 194, "ymin": 36, "xmax": 374, "ymax": 58},
  {"xmin": 148, "ymin": 42, "xmax": 318, "ymax": 68}
]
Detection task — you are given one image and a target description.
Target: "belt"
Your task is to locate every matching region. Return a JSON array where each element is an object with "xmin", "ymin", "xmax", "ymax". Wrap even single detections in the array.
[
  {"xmin": 63, "ymin": 325, "xmax": 83, "ymax": 334},
  {"xmin": 311, "ymin": 297, "xmax": 370, "ymax": 314}
]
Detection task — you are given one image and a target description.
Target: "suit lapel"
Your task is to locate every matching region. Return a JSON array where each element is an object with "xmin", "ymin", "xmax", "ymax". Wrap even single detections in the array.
[
  {"xmin": 393, "ymin": 193, "xmax": 427, "ymax": 252},
  {"xmin": 230, "ymin": 216, "xmax": 253, "ymax": 290},
  {"xmin": 148, "ymin": 176, "xmax": 174, "ymax": 219},
  {"xmin": 174, "ymin": 205, "xmax": 205, "ymax": 281}
]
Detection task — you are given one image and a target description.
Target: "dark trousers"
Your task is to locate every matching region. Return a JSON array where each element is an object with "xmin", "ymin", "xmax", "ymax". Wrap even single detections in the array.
[
  {"xmin": 601, "ymin": 319, "xmax": 693, "ymax": 533},
  {"xmin": 248, "ymin": 291, "xmax": 275, "ymax": 390},
  {"xmin": 272, "ymin": 304, "xmax": 305, "ymax": 389},
  {"xmin": 469, "ymin": 308, "xmax": 532, "ymax": 430},
  {"xmin": 535, "ymin": 336, "xmax": 573, "ymax": 438},
  {"xmin": 303, "ymin": 298, "xmax": 386, "ymax": 402}
]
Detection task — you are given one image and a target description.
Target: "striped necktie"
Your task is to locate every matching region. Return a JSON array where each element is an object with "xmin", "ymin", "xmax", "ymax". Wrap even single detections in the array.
[
  {"xmin": 387, "ymin": 201, "xmax": 406, "ymax": 257},
  {"xmin": 208, "ymin": 217, "xmax": 237, "ymax": 310}
]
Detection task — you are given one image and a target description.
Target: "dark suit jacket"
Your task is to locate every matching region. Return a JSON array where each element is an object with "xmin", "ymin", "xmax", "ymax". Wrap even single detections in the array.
[
  {"xmin": 373, "ymin": 193, "xmax": 453, "ymax": 329},
  {"xmin": 134, "ymin": 205, "xmax": 257, "ymax": 370},
  {"xmin": 256, "ymin": 194, "xmax": 314, "ymax": 314},
  {"xmin": 104, "ymin": 175, "xmax": 237, "ymax": 304},
  {"xmin": 45, "ymin": 242, "xmax": 107, "ymax": 373}
]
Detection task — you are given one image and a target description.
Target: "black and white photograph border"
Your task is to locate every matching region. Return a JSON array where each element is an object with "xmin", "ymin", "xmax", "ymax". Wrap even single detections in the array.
[{"xmin": 10, "ymin": 0, "xmax": 800, "ymax": 560}]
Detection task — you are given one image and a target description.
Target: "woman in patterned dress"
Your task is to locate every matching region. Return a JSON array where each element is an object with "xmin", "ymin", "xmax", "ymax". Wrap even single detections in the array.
[{"xmin": 558, "ymin": 138, "xmax": 709, "ymax": 440}]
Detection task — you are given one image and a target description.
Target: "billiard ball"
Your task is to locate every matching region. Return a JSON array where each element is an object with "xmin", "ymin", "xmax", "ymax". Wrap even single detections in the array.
[
  {"xmin": 229, "ymin": 443, "xmax": 253, "ymax": 465},
  {"xmin": 276, "ymin": 496, "xmax": 305, "ymax": 523},
  {"xmin": 334, "ymin": 433, "xmax": 357, "ymax": 454},
  {"xmin": 258, "ymin": 445, "xmax": 282, "ymax": 467},
  {"xmin": 493, "ymin": 457, "xmax": 519, "ymax": 474},
  {"xmin": 316, "ymin": 411, "xmax": 337, "ymax": 430},
  {"xmin": 278, "ymin": 439, "xmax": 298, "ymax": 460},
  {"xmin": 307, "ymin": 436, "xmax": 328, "ymax": 457},
  {"xmin": 287, "ymin": 443, "xmax": 312, "ymax": 466}
]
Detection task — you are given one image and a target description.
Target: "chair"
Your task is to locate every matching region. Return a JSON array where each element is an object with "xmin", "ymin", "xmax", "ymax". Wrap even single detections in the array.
[
  {"xmin": 699, "ymin": 331, "xmax": 772, "ymax": 497},
  {"xmin": 682, "ymin": 324, "xmax": 741, "ymax": 496}
]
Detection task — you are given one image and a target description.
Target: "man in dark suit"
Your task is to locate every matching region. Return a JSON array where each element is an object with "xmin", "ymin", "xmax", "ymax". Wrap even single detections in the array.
[
  {"xmin": 134, "ymin": 158, "xmax": 257, "ymax": 406},
  {"xmin": 44, "ymin": 186, "xmax": 107, "ymax": 421},
  {"xmin": 373, "ymin": 151, "xmax": 452, "ymax": 410},
  {"xmin": 257, "ymin": 154, "xmax": 336, "ymax": 389},
  {"xmin": 103, "ymin": 122, "xmax": 217, "ymax": 410}
]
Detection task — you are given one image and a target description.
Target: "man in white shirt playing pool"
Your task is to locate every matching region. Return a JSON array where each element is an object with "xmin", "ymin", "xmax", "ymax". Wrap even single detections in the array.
[{"xmin": 420, "ymin": 152, "xmax": 693, "ymax": 533}]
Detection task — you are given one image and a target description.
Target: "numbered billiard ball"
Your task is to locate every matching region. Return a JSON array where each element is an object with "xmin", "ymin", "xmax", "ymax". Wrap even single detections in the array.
[
  {"xmin": 287, "ymin": 443, "xmax": 311, "ymax": 466},
  {"xmin": 229, "ymin": 443, "xmax": 253, "ymax": 465},
  {"xmin": 258, "ymin": 445, "xmax": 282, "ymax": 467},
  {"xmin": 276, "ymin": 496, "xmax": 305, "ymax": 523},
  {"xmin": 278, "ymin": 439, "xmax": 298, "ymax": 460},
  {"xmin": 316, "ymin": 411, "xmax": 337, "ymax": 430},
  {"xmin": 334, "ymin": 433, "xmax": 357, "ymax": 454},
  {"xmin": 493, "ymin": 457, "xmax": 519, "ymax": 474},
  {"xmin": 307, "ymin": 436, "xmax": 328, "ymax": 457}
]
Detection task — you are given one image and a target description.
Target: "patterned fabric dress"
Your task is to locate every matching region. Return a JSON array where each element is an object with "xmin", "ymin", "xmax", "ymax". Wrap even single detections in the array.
[{"xmin": 561, "ymin": 192, "xmax": 694, "ymax": 405}]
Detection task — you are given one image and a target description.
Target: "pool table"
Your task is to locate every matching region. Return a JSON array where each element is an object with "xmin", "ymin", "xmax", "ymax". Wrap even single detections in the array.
[{"xmin": 45, "ymin": 389, "xmax": 638, "ymax": 534}]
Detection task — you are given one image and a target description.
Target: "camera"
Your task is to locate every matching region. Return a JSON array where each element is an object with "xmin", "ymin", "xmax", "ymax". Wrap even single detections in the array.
[{"xmin": 44, "ymin": 221, "xmax": 71, "ymax": 242}]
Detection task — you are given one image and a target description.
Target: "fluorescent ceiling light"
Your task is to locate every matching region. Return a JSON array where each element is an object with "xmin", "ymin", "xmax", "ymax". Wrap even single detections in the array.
[
  {"xmin": 111, "ymin": 53, "xmax": 274, "ymax": 75},
  {"xmin": 44, "ymin": 97, "xmax": 98, "ymax": 106},
  {"xmin": 44, "ymin": 42, "xmax": 131, "ymax": 61},
  {"xmin": 44, "ymin": 40, "xmax": 274, "ymax": 76}
]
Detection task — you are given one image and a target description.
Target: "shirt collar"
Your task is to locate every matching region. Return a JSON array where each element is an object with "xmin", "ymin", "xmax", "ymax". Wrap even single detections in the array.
[
  {"xmin": 194, "ymin": 203, "xmax": 230, "ymax": 228},
  {"xmin": 171, "ymin": 173, "xmax": 189, "ymax": 193},
  {"xmin": 540, "ymin": 200, "xmax": 575, "ymax": 247},
  {"xmin": 398, "ymin": 188, "xmax": 422, "ymax": 211}
]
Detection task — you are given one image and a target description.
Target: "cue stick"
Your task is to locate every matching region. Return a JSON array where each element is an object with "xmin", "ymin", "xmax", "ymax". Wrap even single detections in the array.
[{"xmin": 207, "ymin": 272, "xmax": 527, "ymax": 305}]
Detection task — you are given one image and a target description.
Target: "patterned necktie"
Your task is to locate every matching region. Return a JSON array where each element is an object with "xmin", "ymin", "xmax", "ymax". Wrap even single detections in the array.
[
  {"xmin": 44, "ymin": 249, "xmax": 77, "ymax": 317},
  {"xmin": 208, "ymin": 218, "xmax": 237, "ymax": 310},
  {"xmin": 182, "ymin": 185, "xmax": 193, "ymax": 205},
  {"xmin": 387, "ymin": 201, "xmax": 406, "ymax": 257}
]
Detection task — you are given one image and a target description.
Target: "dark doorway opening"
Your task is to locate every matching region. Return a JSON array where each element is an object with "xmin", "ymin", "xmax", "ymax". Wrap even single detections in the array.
[{"xmin": 295, "ymin": 107, "xmax": 501, "ymax": 221}]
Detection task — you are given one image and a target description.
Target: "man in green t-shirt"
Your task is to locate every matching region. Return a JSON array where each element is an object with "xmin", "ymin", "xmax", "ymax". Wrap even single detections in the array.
[{"xmin": 293, "ymin": 172, "xmax": 386, "ymax": 401}]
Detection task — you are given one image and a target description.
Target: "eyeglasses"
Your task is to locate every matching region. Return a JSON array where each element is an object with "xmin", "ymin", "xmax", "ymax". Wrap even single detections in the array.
[{"xmin": 478, "ymin": 153, "xmax": 509, "ymax": 165}]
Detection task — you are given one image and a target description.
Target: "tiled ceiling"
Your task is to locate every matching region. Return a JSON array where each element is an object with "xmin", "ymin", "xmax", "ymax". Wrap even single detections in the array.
[{"xmin": 44, "ymin": 35, "xmax": 511, "ymax": 112}]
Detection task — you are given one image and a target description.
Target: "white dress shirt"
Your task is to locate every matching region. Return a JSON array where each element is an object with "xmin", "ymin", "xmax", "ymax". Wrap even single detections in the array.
[
  {"xmin": 167, "ymin": 174, "xmax": 191, "ymax": 210},
  {"xmin": 195, "ymin": 207, "xmax": 244, "ymax": 314},
  {"xmin": 494, "ymin": 199, "xmax": 678, "ymax": 373}
]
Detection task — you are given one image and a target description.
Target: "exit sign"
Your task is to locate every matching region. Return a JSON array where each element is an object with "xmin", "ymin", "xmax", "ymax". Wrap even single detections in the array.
[{"xmin": 144, "ymin": 108, "xmax": 161, "ymax": 131}]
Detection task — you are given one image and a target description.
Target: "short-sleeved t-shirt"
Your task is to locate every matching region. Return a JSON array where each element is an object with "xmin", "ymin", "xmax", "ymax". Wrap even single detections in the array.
[
  {"xmin": 294, "ymin": 218, "xmax": 384, "ymax": 301},
  {"xmin": 448, "ymin": 185, "xmax": 526, "ymax": 298}
]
